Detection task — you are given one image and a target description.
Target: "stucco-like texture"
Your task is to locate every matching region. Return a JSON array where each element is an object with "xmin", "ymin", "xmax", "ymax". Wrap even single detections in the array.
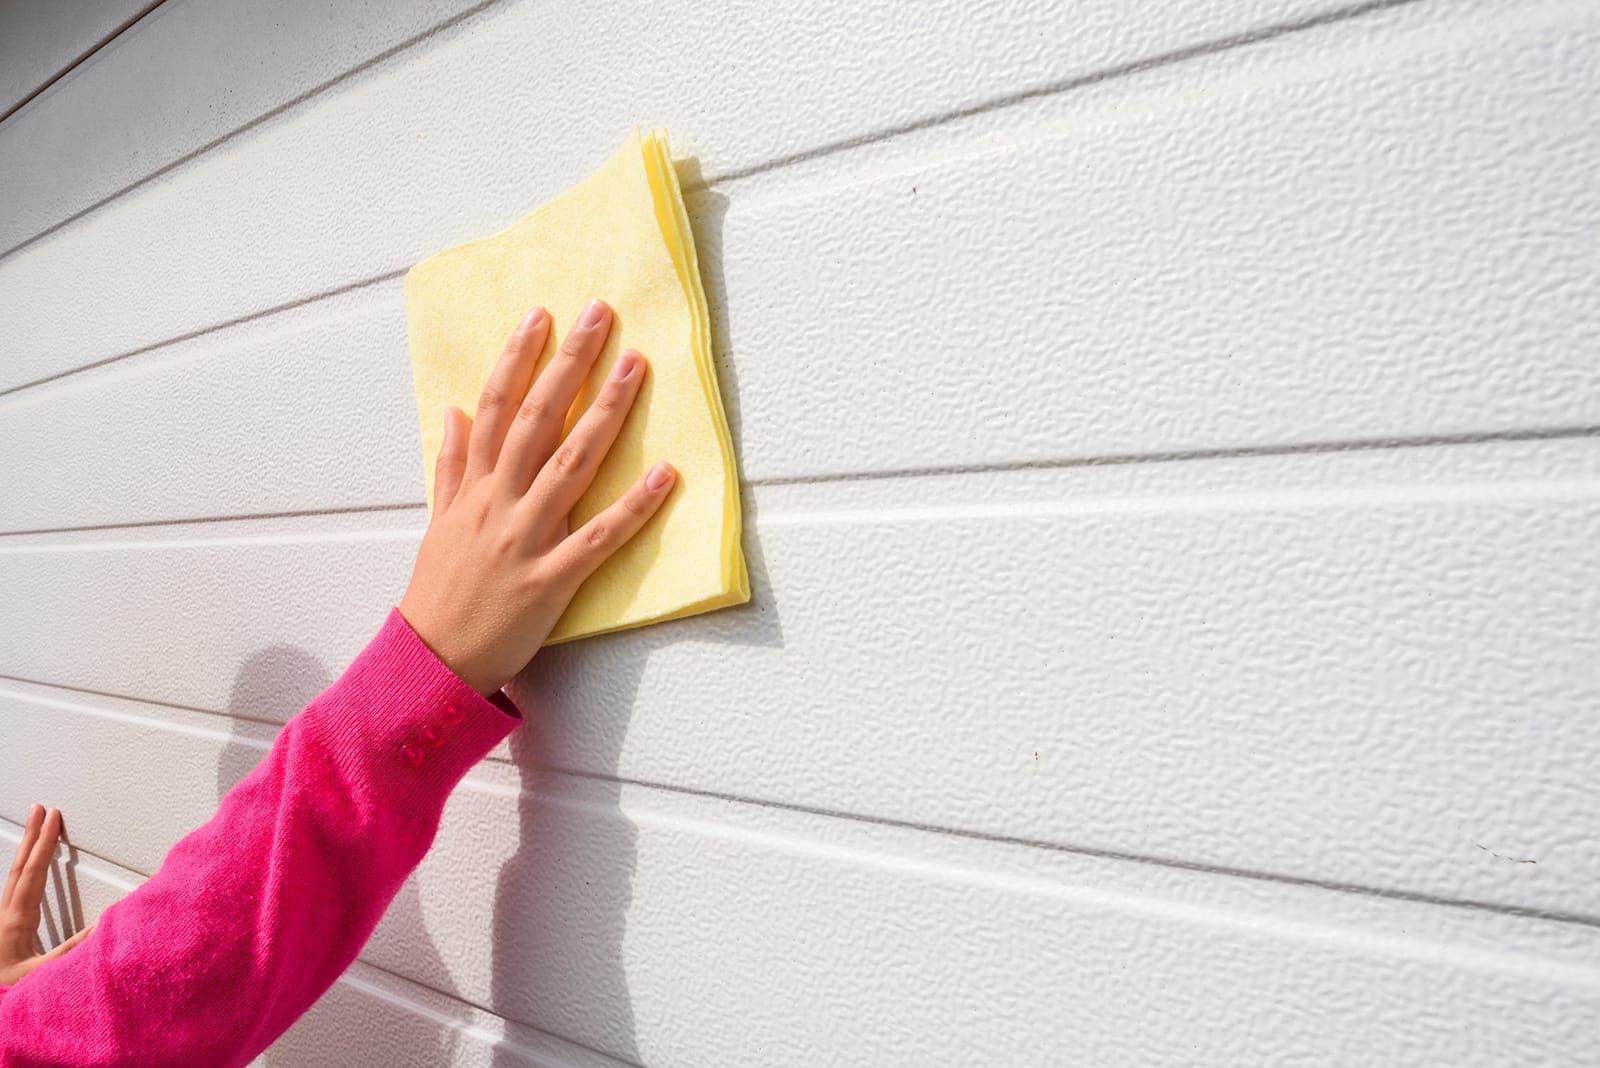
[{"xmin": 2, "ymin": 0, "xmax": 1598, "ymax": 1064}]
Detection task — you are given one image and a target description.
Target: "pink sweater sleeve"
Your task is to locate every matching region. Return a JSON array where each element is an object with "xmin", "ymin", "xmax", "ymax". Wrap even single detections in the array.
[{"xmin": 0, "ymin": 608, "xmax": 521, "ymax": 1067}]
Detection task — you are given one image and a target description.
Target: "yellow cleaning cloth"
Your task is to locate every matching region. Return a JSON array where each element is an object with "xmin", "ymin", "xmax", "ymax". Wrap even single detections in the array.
[{"xmin": 405, "ymin": 129, "xmax": 749, "ymax": 644}]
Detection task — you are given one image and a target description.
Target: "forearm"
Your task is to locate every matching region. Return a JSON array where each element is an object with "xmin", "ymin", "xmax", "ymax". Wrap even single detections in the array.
[{"xmin": 0, "ymin": 609, "xmax": 519, "ymax": 1068}]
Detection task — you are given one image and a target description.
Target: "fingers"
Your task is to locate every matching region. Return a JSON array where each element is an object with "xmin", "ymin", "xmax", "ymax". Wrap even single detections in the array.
[
  {"xmin": 550, "ymin": 462, "xmax": 677, "ymax": 586},
  {"xmin": 523, "ymin": 349, "xmax": 648, "ymax": 524},
  {"xmin": 497, "ymin": 300, "xmax": 614, "ymax": 494},
  {"xmin": 2, "ymin": 808, "xmax": 60, "ymax": 923},
  {"xmin": 464, "ymin": 307, "xmax": 551, "ymax": 482},
  {"xmin": 20, "ymin": 809, "xmax": 61, "ymax": 903},
  {"xmin": 3, "ymin": 804, "xmax": 45, "ymax": 909},
  {"xmin": 432, "ymin": 406, "xmax": 471, "ymax": 514}
]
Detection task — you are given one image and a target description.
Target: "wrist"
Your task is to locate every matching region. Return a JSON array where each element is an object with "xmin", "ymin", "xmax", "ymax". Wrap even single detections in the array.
[{"xmin": 393, "ymin": 600, "xmax": 502, "ymax": 697}]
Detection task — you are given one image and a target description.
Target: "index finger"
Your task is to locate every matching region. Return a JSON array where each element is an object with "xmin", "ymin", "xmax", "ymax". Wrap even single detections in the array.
[
  {"xmin": 15, "ymin": 808, "xmax": 62, "ymax": 913},
  {"xmin": 2, "ymin": 803, "xmax": 44, "ymax": 909}
]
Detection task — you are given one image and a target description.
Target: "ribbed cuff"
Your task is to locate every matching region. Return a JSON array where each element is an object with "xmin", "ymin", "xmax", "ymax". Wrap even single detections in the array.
[{"xmin": 304, "ymin": 608, "xmax": 522, "ymax": 825}]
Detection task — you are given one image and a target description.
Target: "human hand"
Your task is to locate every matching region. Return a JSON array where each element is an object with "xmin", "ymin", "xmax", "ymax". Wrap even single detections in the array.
[
  {"xmin": 399, "ymin": 300, "xmax": 676, "ymax": 696},
  {"xmin": 1, "ymin": 805, "xmax": 95, "ymax": 987}
]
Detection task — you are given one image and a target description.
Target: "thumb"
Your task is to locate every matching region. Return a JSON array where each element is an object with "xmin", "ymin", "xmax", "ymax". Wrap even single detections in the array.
[
  {"xmin": 2, "ymin": 925, "xmax": 95, "ymax": 985},
  {"xmin": 40, "ymin": 923, "xmax": 95, "ymax": 961}
]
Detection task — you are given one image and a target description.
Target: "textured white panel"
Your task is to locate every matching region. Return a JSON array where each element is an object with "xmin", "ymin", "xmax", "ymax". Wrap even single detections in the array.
[
  {"xmin": 0, "ymin": 0, "xmax": 152, "ymax": 116},
  {"xmin": 0, "ymin": 0, "xmax": 1502, "ymax": 395},
  {"xmin": 0, "ymin": 688, "xmax": 279, "ymax": 876},
  {"xmin": 9, "ymin": 0, "xmax": 1600, "ymax": 530},
  {"xmin": 272, "ymin": 962, "xmax": 633, "ymax": 1068},
  {"xmin": 0, "ymin": 0, "xmax": 493, "ymax": 254},
  {"xmin": 1, "ymin": 3, "xmax": 1595, "ymax": 504},
  {"xmin": 382, "ymin": 772, "xmax": 1600, "ymax": 1066},
  {"xmin": 4, "ymin": 442, "xmax": 1598, "ymax": 915},
  {"xmin": 705, "ymin": 38, "xmax": 1600, "ymax": 480},
  {"xmin": 0, "ymin": 0, "xmax": 1365, "ymax": 255},
  {"xmin": 0, "ymin": 284, "xmax": 420, "ymax": 534}
]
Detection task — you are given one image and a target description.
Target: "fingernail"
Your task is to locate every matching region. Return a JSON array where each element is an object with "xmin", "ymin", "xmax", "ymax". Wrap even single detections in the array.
[
  {"xmin": 646, "ymin": 462, "xmax": 675, "ymax": 490},
  {"xmin": 609, "ymin": 350, "xmax": 638, "ymax": 381},
  {"xmin": 521, "ymin": 306, "xmax": 547, "ymax": 329},
  {"xmin": 578, "ymin": 299, "xmax": 608, "ymax": 329}
]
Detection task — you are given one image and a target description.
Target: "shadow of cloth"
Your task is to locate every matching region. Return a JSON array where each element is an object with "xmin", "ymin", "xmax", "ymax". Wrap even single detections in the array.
[
  {"xmin": 487, "ymin": 159, "xmax": 786, "ymax": 1066},
  {"xmin": 679, "ymin": 167, "xmax": 744, "ymax": 472},
  {"xmin": 489, "ymin": 587, "xmax": 784, "ymax": 1066},
  {"xmin": 216, "ymin": 644, "xmax": 463, "ymax": 1067}
]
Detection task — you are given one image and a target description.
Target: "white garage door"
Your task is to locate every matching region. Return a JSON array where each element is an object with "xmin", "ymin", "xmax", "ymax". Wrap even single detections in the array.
[{"xmin": 3, "ymin": 0, "xmax": 1599, "ymax": 1063}]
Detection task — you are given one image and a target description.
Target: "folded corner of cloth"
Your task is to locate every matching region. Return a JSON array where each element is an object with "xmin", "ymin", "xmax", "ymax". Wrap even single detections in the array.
[{"xmin": 404, "ymin": 129, "xmax": 750, "ymax": 644}]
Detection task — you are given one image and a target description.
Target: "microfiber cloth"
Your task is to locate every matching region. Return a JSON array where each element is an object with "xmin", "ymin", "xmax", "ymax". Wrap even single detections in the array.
[{"xmin": 405, "ymin": 129, "xmax": 749, "ymax": 644}]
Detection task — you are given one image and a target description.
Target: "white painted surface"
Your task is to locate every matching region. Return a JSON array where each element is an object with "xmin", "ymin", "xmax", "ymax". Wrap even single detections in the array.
[
  {"xmin": 0, "ymin": 0, "xmax": 493, "ymax": 255},
  {"xmin": 0, "ymin": 0, "xmax": 1403, "ymax": 395},
  {"xmin": 3, "ymin": 0, "xmax": 1599, "ymax": 1063},
  {"xmin": 0, "ymin": 0, "xmax": 152, "ymax": 117}
]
